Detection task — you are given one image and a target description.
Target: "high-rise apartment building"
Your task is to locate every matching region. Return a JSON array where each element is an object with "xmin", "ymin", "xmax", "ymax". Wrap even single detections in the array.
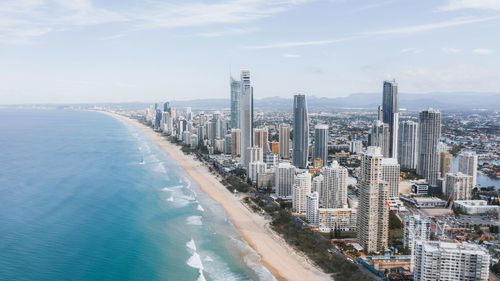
[
  {"xmin": 248, "ymin": 146, "xmax": 263, "ymax": 163},
  {"xmin": 350, "ymin": 140, "xmax": 363, "ymax": 155},
  {"xmin": 293, "ymin": 95, "xmax": 309, "ymax": 168},
  {"xmin": 369, "ymin": 120, "xmax": 391, "ymax": 157},
  {"xmin": 445, "ymin": 172, "xmax": 473, "ymax": 200},
  {"xmin": 271, "ymin": 141, "xmax": 279, "ymax": 154},
  {"xmin": 357, "ymin": 146, "xmax": 389, "ymax": 254},
  {"xmin": 459, "ymin": 152, "xmax": 478, "ymax": 187},
  {"xmin": 239, "ymin": 69, "xmax": 253, "ymax": 169},
  {"xmin": 382, "ymin": 158, "xmax": 400, "ymax": 199},
  {"xmin": 275, "ymin": 162, "xmax": 296, "ymax": 198},
  {"xmin": 413, "ymin": 240, "xmax": 490, "ymax": 281},
  {"xmin": 230, "ymin": 77, "xmax": 241, "ymax": 129},
  {"xmin": 321, "ymin": 161, "xmax": 347, "ymax": 208},
  {"xmin": 314, "ymin": 124, "xmax": 329, "ymax": 167},
  {"xmin": 292, "ymin": 172, "xmax": 311, "ymax": 214},
  {"xmin": 440, "ymin": 152, "xmax": 453, "ymax": 179},
  {"xmin": 279, "ymin": 123, "xmax": 291, "ymax": 159},
  {"xmin": 382, "ymin": 80, "xmax": 399, "ymax": 159},
  {"xmin": 417, "ymin": 109, "xmax": 441, "ymax": 185},
  {"xmin": 248, "ymin": 161, "xmax": 266, "ymax": 184},
  {"xmin": 404, "ymin": 215, "xmax": 431, "ymax": 251},
  {"xmin": 306, "ymin": 192, "xmax": 319, "ymax": 225},
  {"xmin": 231, "ymin": 129, "xmax": 241, "ymax": 157},
  {"xmin": 398, "ymin": 121, "xmax": 418, "ymax": 169},
  {"xmin": 254, "ymin": 127, "xmax": 269, "ymax": 153}
]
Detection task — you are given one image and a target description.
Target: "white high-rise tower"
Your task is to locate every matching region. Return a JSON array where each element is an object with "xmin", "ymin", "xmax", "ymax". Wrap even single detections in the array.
[{"xmin": 239, "ymin": 69, "xmax": 253, "ymax": 169}]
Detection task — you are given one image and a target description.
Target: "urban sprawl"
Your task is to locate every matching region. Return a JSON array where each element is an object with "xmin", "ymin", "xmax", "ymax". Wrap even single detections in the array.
[{"xmin": 115, "ymin": 69, "xmax": 499, "ymax": 281}]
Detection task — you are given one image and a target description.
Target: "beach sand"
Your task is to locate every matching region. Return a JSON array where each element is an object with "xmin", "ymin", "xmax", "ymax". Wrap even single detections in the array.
[{"xmin": 112, "ymin": 113, "xmax": 330, "ymax": 281}]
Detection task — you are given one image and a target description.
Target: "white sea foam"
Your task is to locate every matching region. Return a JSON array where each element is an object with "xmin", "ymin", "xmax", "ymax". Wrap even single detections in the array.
[
  {"xmin": 186, "ymin": 239, "xmax": 197, "ymax": 251},
  {"xmin": 186, "ymin": 239, "xmax": 206, "ymax": 281},
  {"xmin": 229, "ymin": 236, "xmax": 277, "ymax": 281},
  {"xmin": 167, "ymin": 196, "xmax": 174, "ymax": 202},
  {"xmin": 197, "ymin": 204, "xmax": 205, "ymax": 212},
  {"xmin": 186, "ymin": 215, "xmax": 203, "ymax": 226},
  {"xmin": 204, "ymin": 256, "xmax": 213, "ymax": 262}
]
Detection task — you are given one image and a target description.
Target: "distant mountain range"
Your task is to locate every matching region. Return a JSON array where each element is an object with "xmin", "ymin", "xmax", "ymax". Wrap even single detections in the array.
[{"xmin": 166, "ymin": 92, "xmax": 500, "ymax": 111}]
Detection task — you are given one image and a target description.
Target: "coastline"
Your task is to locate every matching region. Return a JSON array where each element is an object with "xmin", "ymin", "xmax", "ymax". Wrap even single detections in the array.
[{"xmin": 109, "ymin": 112, "xmax": 330, "ymax": 281}]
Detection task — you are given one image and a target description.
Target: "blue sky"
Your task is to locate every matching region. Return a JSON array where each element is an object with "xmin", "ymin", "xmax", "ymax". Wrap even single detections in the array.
[{"xmin": 0, "ymin": 0, "xmax": 499, "ymax": 104}]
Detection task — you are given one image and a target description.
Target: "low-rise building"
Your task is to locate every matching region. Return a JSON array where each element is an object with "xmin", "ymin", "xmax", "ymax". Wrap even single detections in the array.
[
  {"xmin": 453, "ymin": 200, "xmax": 500, "ymax": 215},
  {"xmin": 317, "ymin": 208, "xmax": 357, "ymax": 232}
]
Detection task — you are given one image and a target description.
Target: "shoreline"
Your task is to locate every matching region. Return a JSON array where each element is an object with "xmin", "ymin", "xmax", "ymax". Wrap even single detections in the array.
[{"xmin": 109, "ymin": 112, "xmax": 330, "ymax": 281}]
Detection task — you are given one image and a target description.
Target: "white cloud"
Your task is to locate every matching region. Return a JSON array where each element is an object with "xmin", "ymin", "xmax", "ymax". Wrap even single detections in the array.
[
  {"xmin": 196, "ymin": 27, "xmax": 260, "ymax": 38},
  {"xmin": 0, "ymin": 0, "xmax": 309, "ymax": 44},
  {"xmin": 283, "ymin": 53, "xmax": 300, "ymax": 58},
  {"xmin": 442, "ymin": 47, "xmax": 462, "ymax": 54},
  {"xmin": 132, "ymin": 0, "xmax": 310, "ymax": 30},
  {"xmin": 400, "ymin": 48, "xmax": 423, "ymax": 54},
  {"xmin": 242, "ymin": 16, "xmax": 500, "ymax": 49},
  {"xmin": 472, "ymin": 48, "xmax": 494, "ymax": 55},
  {"xmin": 243, "ymin": 36, "xmax": 360, "ymax": 49},
  {"xmin": 361, "ymin": 16, "xmax": 500, "ymax": 36},
  {"xmin": 440, "ymin": 0, "xmax": 500, "ymax": 11}
]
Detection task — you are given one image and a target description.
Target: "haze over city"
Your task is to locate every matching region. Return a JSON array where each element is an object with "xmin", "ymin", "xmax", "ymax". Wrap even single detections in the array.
[{"xmin": 1, "ymin": 0, "xmax": 500, "ymax": 104}]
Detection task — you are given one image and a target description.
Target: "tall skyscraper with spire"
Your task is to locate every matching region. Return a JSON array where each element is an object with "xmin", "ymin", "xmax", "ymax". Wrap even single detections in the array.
[
  {"xmin": 293, "ymin": 94, "xmax": 309, "ymax": 168},
  {"xmin": 239, "ymin": 69, "xmax": 253, "ymax": 168},
  {"xmin": 417, "ymin": 109, "xmax": 441, "ymax": 185},
  {"xmin": 382, "ymin": 80, "xmax": 399, "ymax": 159}
]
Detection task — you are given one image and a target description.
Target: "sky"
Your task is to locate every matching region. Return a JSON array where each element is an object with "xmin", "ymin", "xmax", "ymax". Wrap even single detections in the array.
[{"xmin": 0, "ymin": 0, "xmax": 499, "ymax": 104}]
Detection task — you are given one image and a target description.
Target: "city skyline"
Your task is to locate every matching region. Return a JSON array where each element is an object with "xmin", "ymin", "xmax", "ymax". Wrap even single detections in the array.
[{"xmin": 1, "ymin": 0, "xmax": 500, "ymax": 104}]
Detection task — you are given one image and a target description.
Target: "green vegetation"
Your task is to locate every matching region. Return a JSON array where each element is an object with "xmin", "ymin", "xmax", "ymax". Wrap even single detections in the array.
[
  {"xmin": 271, "ymin": 211, "xmax": 371, "ymax": 281},
  {"xmin": 450, "ymin": 144, "xmax": 463, "ymax": 156},
  {"xmin": 453, "ymin": 207, "xmax": 466, "ymax": 216},
  {"xmin": 492, "ymin": 263, "xmax": 500, "ymax": 275},
  {"xmin": 220, "ymin": 176, "xmax": 250, "ymax": 193},
  {"xmin": 400, "ymin": 168, "xmax": 424, "ymax": 180},
  {"xmin": 489, "ymin": 225, "xmax": 499, "ymax": 234},
  {"xmin": 388, "ymin": 212, "xmax": 406, "ymax": 253}
]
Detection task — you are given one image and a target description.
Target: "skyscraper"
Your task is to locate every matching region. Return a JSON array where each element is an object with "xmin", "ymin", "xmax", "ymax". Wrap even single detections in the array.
[
  {"xmin": 254, "ymin": 127, "xmax": 269, "ymax": 153},
  {"xmin": 440, "ymin": 152, "xmax": 453, "ymax": 179},
  {"xmin": 398, "ymin": 121, "xmax": 418, "ymax": 169},
  {"xmin": 275, "ymin": 162, "xmax": 296, "ymax": 198},
  {"xmin": 163, "ymin": 102, "xmax": 171, "ymax": 114},
  {"xmin": 403, "ymin": 215, "xmax": 431, "ymax": 251},
  {"xmin": 230, "ymin": 77, "xmax": 241, "ymax": 129},
  {"xmin": 306, "ymin": 192, "xmax": 319, "ymax": 225},
  {"xmin": 459, "ymin": 152, "xmax": 478, "ymax": 187},
  {"xmin": 369, "ymin": 120, "xmax": 391, "ymax": 157},
  {"xmin": 321, "ymin": 161, "xmax": 347, "ymax": 208},
  {"xmin": 314, "ymin": 124, "xmax": 328, "ymax": 167},
  {"xmin": 445, "ymin": 172, "xmax": 473, "ymax": 200},
  {"xmin": 417, "ymin": 109, "xmax": 441, "ymax": 185},
  {"xmin": 382, "ymin": 158, "xmax": 400, "ymax": 199},
  {"xmin": 382, "ymin": 80, "xmax": 399, "ymax": 159},
  {"xmin": 279, "ymin": 123, "xmax": 291, "ymax": 159},
  {"xmin": 292, "ymin": 172, "xmax": 311, "ymax": 214},
  {"xmin": 293, "ymin": 95, "xmax": 309, "ymax": 168},
  {"xmin": 357, "ymin": 146, "xmax": 389, "ymax": 254},
  {"xmin": 239, "ymin": 69, "xmax": 253, "ymax": 168},
  {"xmin": 231, "ymin": 129, "xmax": 241, "ymax": 157}
]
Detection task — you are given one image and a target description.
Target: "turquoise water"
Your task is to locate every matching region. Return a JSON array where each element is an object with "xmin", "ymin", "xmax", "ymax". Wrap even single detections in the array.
[{"xmin": 0, "ymin": 109, "xmax": 274, "ymax": 281}]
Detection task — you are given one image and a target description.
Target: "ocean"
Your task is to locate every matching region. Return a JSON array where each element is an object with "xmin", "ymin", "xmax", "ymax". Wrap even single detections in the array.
[{"xmin": 0, "ymin": 109, "xmax": 275, "ymax": 281}]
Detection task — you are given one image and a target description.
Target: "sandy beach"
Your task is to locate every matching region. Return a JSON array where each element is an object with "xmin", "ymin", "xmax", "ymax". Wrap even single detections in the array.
[{"xmin": 111, "ymin": 113, "xmax": 330, "ymax": 281}]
